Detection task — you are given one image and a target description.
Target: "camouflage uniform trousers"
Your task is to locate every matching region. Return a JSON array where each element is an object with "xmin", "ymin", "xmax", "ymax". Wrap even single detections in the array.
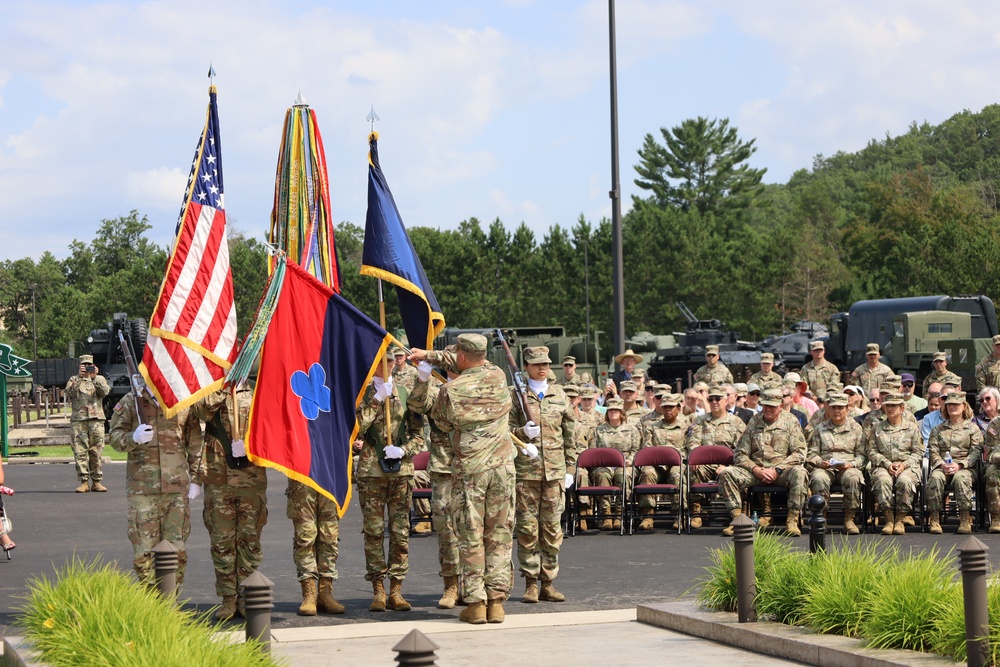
[
  {"xmin": 413, "ymin": 468, "xmax": 432, "ymax": 519},
  {"xmin": 575, "ymin": 468, "xmax": 591, "ymax": 508},
  {"xmin": 431, "ymin": 472, "xmax": 459, "ymax": 578},
  {"xmin": 809, "ymin": 468, "xmax": 864, "ymax": 510},
  {"xmin": 870, "ymin": 468, "xmax": 920, "ymax": 513},
  {"xmin": 689, "ymin": 464, "xmax": 722, "ymax": 506},
  {"xmin": 357, "ymin": 476, "xmax": 412, "ymax": 581},
  {"xmin": 203, "ymin": 484, "xmax": 267, "ymax": 596},
  {"xmin": 127, "ymin": 492, "xmax": 190, "ymax": 588},
  {"xmin": 515, "ymin": 479, "xmax": 564, "ymax": 582},
  {"xmin": 454, "ymin": 465, "xmax": 515, "ymax": 603},
  {"xmin": 718, "ymin": 466, "xmax": 808, "ymax": 511},
  {"xmin": 985, "ymin": 464, "xmax": 1000, "ymax": 514},
  {"xmin": 926, "ymin": 467, "xmax": 978, "ymax": 512},
  {"xmin": 637, "ymin": 465, "xmax": 681, "ymax": 510},
  {"xmin": 71, "ymin": 419, "xmax": 105, "ymax": 483},
  {"xmin": 286, "ymin": 482, "xmax": 340, "ymax": 581},
  {"xmin": 591, "ymin": 465, "xmax": 635, "ymax": 515}
]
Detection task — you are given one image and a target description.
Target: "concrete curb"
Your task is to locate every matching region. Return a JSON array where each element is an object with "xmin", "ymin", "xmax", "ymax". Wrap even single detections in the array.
[
  {"xmin": 637, "ymin": 601, "xmax": 958, "ymax": 667},
  {"xmin": 3, "ymin": 636, "xmax": 41, "ymax": 667}
]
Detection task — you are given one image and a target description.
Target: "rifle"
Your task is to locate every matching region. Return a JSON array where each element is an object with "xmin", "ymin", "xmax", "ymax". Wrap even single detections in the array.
[
  {"xmin": 494, "ymin": 329, "xmax": 533, "ymax": 427},
  {"xmin": 117, "ymin": 329, "xmax": 146, "ymax": 425}
]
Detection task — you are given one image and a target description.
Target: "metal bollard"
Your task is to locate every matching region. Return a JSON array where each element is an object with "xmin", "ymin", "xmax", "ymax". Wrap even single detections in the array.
[
  {"xmin": 958, "ymin": 536, "xmax": 990, "ymax": 667},
  {"xmin": 240, "ymin": 570, "xmax": 274, "ymax": 652},
  {"xmin": 731, "ymin": 513, "xmax": 756, "ymax": 623},
  {"xmin": 151, "ymin": 540, "xmax": 178, "ymax": 598},
  {"xmin": 393, "ymin": 628, "xmax": 440, "ymax": 666},
  {"xmin": 808, "ymin": 494, "xmax": 827, "ymax": 553}
]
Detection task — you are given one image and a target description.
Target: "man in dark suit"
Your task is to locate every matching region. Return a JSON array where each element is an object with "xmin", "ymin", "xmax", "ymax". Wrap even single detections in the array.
[{"xmin": 725, "ymin": 383, "xmax": 755, "ymax": 424}]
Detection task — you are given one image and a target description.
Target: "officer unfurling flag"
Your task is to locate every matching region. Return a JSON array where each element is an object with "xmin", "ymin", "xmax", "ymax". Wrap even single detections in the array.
[{"xmin": 141, "ymin": 83, "xmax": 238, "ymax": 417}]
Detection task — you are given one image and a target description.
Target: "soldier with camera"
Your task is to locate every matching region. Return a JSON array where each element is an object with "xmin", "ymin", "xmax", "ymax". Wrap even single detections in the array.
[{"xmin": 65, "ymin": 354, "xmax": 111, "ymax": 493}]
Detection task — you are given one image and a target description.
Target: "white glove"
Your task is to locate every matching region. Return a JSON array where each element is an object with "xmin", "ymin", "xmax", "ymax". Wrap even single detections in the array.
[
  {"xmin": 564, "ymin": 473, "xmax": 575, "ymax": 489},
  {"xmin": 520, "ymin": 442, "xmax": 539, "ymax": 459},
  {"xmin": 373, "ymin": 376, "xmax": 394, "ymax": 402},
  {"xmin": 384, "ymin": 445, "xmax": 404, "ymax": 459},
  {"xmin": 417, "ymin": 361, "xmax": 433, "ymax": 381},
  {"xmin": 187, "ymin": 483, "xmax": 202, "ymax": 500},
  {"xmin": 523, "ymin": 421, "xmax": 541, "ymax": 439},
  {"xmin": 133, "ymin": 424, "xmax": 154, "ymax": 444},
  {"xmin": 231, "ymin": 439, "xmax": 246, "ymax": 457}
]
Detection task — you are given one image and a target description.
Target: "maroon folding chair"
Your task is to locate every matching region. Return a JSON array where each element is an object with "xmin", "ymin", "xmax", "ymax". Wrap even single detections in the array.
[
  {"xmin": 629, "ymin": 446, "xmax": 684, "ymax": 534},
  {"xmin": 409, "ymin": 450, "xmax": 433, "ymax": 530},
  {"xmin": 686, "ymin": 445, "xmax": 734, "ymax": 535},
  {"xmin": 574, "ymin": 447, "xmax": 627, "ymax": 536}
]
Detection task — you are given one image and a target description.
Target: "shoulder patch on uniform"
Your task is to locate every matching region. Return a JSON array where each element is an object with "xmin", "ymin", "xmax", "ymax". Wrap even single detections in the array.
[{"xmin": 113, "ymin": 402, "xmax": 125, "ymax": 413}]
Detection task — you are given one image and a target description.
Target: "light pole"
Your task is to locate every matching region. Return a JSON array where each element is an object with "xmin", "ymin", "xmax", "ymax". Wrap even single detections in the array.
[
  {"xmin": 608, "ymin": 0, "xmax": 625, "ymax": 368},
  {"xmin": 30, "ymin": 283, "xmax": 37, "ymax": 362}
]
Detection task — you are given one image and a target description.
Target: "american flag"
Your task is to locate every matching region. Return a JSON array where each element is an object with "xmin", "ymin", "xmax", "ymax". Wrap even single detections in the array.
[{"xmin": 140, "ymin": 85, "xmax": 238, "ymax": 417}]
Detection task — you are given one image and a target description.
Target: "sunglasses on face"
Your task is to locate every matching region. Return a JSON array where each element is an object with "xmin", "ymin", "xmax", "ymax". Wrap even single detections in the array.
[
  {"xmin": 708, "ymin": 397, "xmax": 722, "ymax": 402},
  {"xmin": 984, "ymin": 397, "xmax": 994, "ymax": 403},
  {"xmin": 902, "ymin": 382, "xmax": 914, "ymax": 387}
]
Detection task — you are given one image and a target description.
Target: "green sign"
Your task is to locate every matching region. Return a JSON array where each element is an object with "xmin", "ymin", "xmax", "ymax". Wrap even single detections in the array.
[{"xmin": 0, "ymin": 344, "xmax": 31, "ymax": 377}]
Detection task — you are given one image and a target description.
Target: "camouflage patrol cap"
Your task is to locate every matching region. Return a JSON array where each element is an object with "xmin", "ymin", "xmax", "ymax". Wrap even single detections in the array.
[
  {"xmin": 760, "ymin": 388, "xmax": 783, "ymax": 406},
  {"xmin": 580, "ymin": 384, "xmax": 600, "ymax": 399},
  {"xmin": 605, "ymin": 397, "xmax": 625, "ymax": 411},
  {"xmin": 561, "ymin": 355, "xmax": 576, "ymax": 365},
  {"xmin": 945, "ymin": 391, "xmax": 967, "ymax": 405},
  {"xmin": 993, "ymin": 335, "xmax": 1000, "ymax": 346},
  {"xmin": 390, "ymin": 345, "xmax": 405, "ymax": 356},
  {"xmin": 654, "ymin": 383, "xmax": 672, "ymax": 392},
  {"xmin": 523, "ymin": 346, "xmax": 552, "ymax": 364},
  {"xmin": 79, "ymin": 354, "xmax": 94, "ymax": 364},
  {"xmin": 661, "ymin": 393, "xmax": 683, "ymax": 406},
  {"xmin": 783, "ymin": 372, "xmax": 803, "ymax": 384},
  {"xmin": 619, "ymin": 380, "xmax": 638, "ymax": 393},
  {"xmin": 866, "ymin": 343, "xmax": 880, "ymax": 355},
  {"xmin": 563, "ymin": 384, "xmax": 580, "ymax": 398},
  {"xmin": 933, "ymin": 351, "xmax": 948, "ymax": 361},
  {"xmin": 809, "ymin": 340, "xmax": 825, "ymax": 351},
  {"xmin": 707, "ymin": 385, "xmax": 726, "ymax": 398},
  {"xmin": 546, "ymin": 369, "xmax": 558, "ymax": 382},
  {"xmin": 881, "ymin": 392, "xmax": 905, "ymax": 405},
  {"xmin": 705, "ymin": 345, "xmax": 720, "ymax": 356},
  {"xmin": 826, "ymin": 392, "xmax": 849, "ymax": 407},
  {"xmin": 943, "ymin": 375, "xmax": 962, "ymax": 387},
  {"xmin": 734, "ymin": 383, "xmax": 748, "ymax": 396},
  {"xmin": 457, "ymin": 333, "xmax": 488, "ymax": 353},
  {"xmin": 760, "ymin": 352, "xmax": 774, "ymax": 363}
]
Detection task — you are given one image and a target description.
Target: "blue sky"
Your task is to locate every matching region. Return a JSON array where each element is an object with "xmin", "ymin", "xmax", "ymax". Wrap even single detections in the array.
[{"xmin": 2, "ymin": 0, "xmax": 998, "ymax": 261}]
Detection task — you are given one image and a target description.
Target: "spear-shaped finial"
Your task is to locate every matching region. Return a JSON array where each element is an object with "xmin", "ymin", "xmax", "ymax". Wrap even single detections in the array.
[
  {"xmin": 367, "ymin": 105, "xmax": 380, "ymax": 132},
  {"xmin": 294, "ymin": 89, "xmax": 307, "ymax": 107},
  {"xmin": 207, "ymin": 63, "xmax": 216, "ymax": 85}
]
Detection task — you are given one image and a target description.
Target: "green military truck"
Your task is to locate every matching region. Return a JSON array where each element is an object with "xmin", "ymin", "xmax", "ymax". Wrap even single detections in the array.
[{"xmin": 889, "ymin": 310, "xmax": 995, "ymax": 394}]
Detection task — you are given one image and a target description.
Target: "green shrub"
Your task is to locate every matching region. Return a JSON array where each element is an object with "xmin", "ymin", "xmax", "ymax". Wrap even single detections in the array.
[
  {"xmin": 859, "ymin": 545, "xmax": 957, "ymax": 653},
  {"xmin": 930, "ymin": 573, "xmax": 1000, "ymax": 664},
  {"xmin": 801, "ymin": 538, "xmax": 897, "ymax": 638},
  {"xmin": 756, "ymin": 547, "xmax": 820, "ymax": 625},
  {"xmin": 696, "ymin": 531, "xmax": 795, "ymax": 612},
  {"xmin": 18, "ymin": 557, "xmax": 280, "ymax": 667}
]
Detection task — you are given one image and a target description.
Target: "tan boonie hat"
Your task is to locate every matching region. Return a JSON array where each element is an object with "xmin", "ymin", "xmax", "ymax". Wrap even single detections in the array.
[
  {"xmin": 457, "ymin": 333, "xmax": 488, "ymax": 353},
  {"xmin": 866, "ymin": 343, "xmax": 880, "ymax": 355},
  {"xmin": 760, "ymin": 388, "xmax": 783, "ymax": 406},
  {"xmin": 619, "ymin": 380, "xmax": 638, "ymax": 393},
  {"xmin": 79, "ymin": 354, "xmax": 94, "ymax": 364},
  {"xmin": 708, "ymin": 385, "xmax": 726, "ymax": 398},
  {"xmin": 562, "ymin": 355, "xmax": 576, "ymax": 365},
  {"xmin": 945, "ymin": 391, "xmax": 967, "ymax": 405},
  {"xmin": 523, "ymin": 346, "xmax": 552, "ymax": 364},
  {"xmin": 933, "ymin": 351, "xmax": 948, "ymax": 361},
  {"xmin": 705, "ymin": 345, "xmax": 720, "ymax": 356},
  {"xmin": 881, "ymin": 392, "xmax": 905, "ymax": 405},
  {"xmin": 760, "ymin": 352, "xmax": 774, "ymax": 363},
  {"xmin": 562, "ymin": 385, "xmax": 580, "ymax": 397},
  {"xmin": 826, "ymin": 392, "xmax": 849, "ymax": 407},
  {"xmin": 614, "ymin": 349, "xmax": 643, "ymax": 364},
  {"xmin": 661, "ymin": 393, "xmax": 683, "ymax": 406},
  {"xmin": 605, "ymin": 397, "xmax": 625, "ymax": 411},
  {"xmin": 809, "ymin": 340, "xmax": 825, "ymax": 351}
]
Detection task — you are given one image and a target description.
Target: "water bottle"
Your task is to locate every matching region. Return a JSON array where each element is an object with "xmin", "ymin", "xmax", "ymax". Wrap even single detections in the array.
[
  {"xmin": 750, "ymin": 510, "xmax": 759, "ymax": 528},
  {"xmin": 944, "ymin": 450, "xmax": 953, "ymax": 465}
]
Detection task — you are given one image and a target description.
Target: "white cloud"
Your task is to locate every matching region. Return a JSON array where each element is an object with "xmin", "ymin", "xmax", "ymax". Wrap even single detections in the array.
[{"xmin": 124, "ymin": 167, "xmax": 188, "ymax": 209}]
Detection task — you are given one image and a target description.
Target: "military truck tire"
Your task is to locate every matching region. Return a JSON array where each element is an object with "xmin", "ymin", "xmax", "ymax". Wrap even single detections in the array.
[{"xmin": 130, "ymin": 318, "xmax": 148, "ymax": 360}]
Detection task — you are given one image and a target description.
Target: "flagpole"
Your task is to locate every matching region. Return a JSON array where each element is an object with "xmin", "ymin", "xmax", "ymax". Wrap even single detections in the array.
[{"xmin": 377, "ymin": 278, "xmax": 392, "ymax": 446}]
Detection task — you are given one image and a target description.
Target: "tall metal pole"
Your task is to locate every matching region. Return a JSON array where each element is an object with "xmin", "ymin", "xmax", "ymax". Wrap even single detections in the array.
[
  {"xmin": 608, "ymin": 0, "xmax": 625, "ymax": 366},
  {"xmin": 584, "ymin": 239, "xmax": 591, "ymax": 365},
  {"xmin": 30, "ymin": 284, "xmax": 37, "ymax": 362}
]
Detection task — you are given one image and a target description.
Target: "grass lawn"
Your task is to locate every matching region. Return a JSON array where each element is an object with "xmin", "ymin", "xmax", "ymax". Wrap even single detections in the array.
[{"xmin": 7, "ymin": 445, "xmax": 128, "ymax": 461}]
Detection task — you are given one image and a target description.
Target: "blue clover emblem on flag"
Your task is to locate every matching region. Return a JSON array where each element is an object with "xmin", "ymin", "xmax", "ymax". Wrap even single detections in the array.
[{"xmin": 290, "ymin": 363, "xmax": 332, "ymax": 420}]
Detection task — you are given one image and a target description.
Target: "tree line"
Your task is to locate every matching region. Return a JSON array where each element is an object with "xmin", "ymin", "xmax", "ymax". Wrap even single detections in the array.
[{"xmin": 5, "ymin": 105, "xmax": 1000, "ymax": 362}]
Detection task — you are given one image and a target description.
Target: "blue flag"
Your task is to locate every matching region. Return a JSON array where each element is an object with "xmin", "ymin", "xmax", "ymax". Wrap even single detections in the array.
[{"xmin": 361, "ymin": 132, "xmax": 445, "ymax": 350}]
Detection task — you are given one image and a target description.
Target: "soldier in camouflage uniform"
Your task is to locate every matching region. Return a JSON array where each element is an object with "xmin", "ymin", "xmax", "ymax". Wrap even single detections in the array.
[
  {"xmin": 686, "ymin": 385, "xmax": 746, "ymax": 529},
  {"xmin": 109, "ymin": 389, "xmax": 201, "ymax": 589},
  {"xmin": 391, "ymin": 346, "xmax": 420, "ymax": 392},
  {"xmin": 619, "ymin": 380, "xmax": 650, "ymax": 423},
  {"xmin": 391, "ymin": 347, "xmax": 430, "ymax": 533},
  {"xmin": 867, "ymin": 392, "xmax": 923, "ymax": 535},
  {"xmin": 982, "ymin": 415, "xmax": 1000, "ymax": 533},
  {"xmin": 190, "ymin": 386, "xmax": 269, "ymax": 620},
  {"xmin": 572, "ymin": 384, "xmax": 602, "ymax": 526},
  {"xmin": 718, "ymin": 388, "xmax": 808, "ymax": 536},
  {"xmin": 412, "ymin": 333, "xmax": 515, "ymax": 624},
  {"xmin": 558, "ymin": 355, "xmax": 582, "ymax": 386},
  {"xmin": 806, "ymin": 392, "xmax": 865, "ymax": 534},
  {"xmin": 923, "ymin": 351, "xmax": 962, "ymax": 397},
  {"xmin": 637, "ymin": 392, "xmax": 687, "ymax": 530},
  {"xmin": 694, "ymin": 345, "xmax": 734, "ymax": 386},
  {"xmin": 588, "ymin": 398, "xmax": 641, "ymax": 530},
  {"xmin": 975, "ymin": 335, "xmax": 1000, "ymax": 391},
  {"xmin": 926, "ymin": 392, "xmax": 982, "ymax": 534},
  {"xmin": 800, "ymin": 341, "xmax": 842, "ymax": 401},
  {"xmin": 748, "ymin": 352, "xmax": 782, "ymax": 388},
  {"xmin": 356, "ymin": 350, "xmax": 425, "ymax": 612},
  {"xmin": 65, "ymin": 354, "xmax": 111, "ymax": 493},
  {"xmin": 285, "ymin": 480, "xmax": 343, "ymax": 616},
  {"xmin": 510, "ymin": 346, "xmax": 577, "ymax": 605},
  {"xmin": 851, "ymin": 343, "xmax": 895, "ymax": 393}
]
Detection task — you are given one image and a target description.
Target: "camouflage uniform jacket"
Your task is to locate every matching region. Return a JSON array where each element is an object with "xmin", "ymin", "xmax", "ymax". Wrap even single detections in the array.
[
  {"xmin": 624, "ymin": 403, "xmax": 651, "ymax": 424},
  {"xmin": 923, "ymin": 370, "xmax": 962, "ymax": 397},
  {"xmin": 356, "ymin": 384, "xmax": 424, "ymax": 478},
  {"xmin": 574, "ymin": 408, "xmax": 602, "ymax": 451},
  {"xmin": 190, "ymin": 388, "xmax": 265, "ymax": 489},
  {"xmin": 861, "ymin": 407, "xmax": 917, "ymax": 440},
  {"xmin": 928, "ymin": 418, "xmax": 982, "ymax": 471},
  {"xmin": 557, "ymin": 374, "xmax": 582, "ymax": 387},
  {"xmin": 109, "ymin": 393, "xmax": 202, "ymax": 495},
  {"xmin": 431, "ymin": 363, "xmax": 513, "ymax": 476},
  {"xmin": 686, "ymin": 412, "xmax": 746, "ymax": 455},
  {"xmin": 806, "ymin": 418, "xmax": 865, "ymax": 471},
  {"xmin": 800, "ymin": 359, "xmax": 841, "ymax": 400},
  {"xmin": 65, "ymin": 374, "xmax": 111, "ymax": 421},
  {"xmin": 510, "ymin": 382, "xmax": 578, "ymax": 481},
  {"xmin": 850, "ymin": 362, "xmax": 895, "ymax": 393},
  {"xmin": 866, "ymin": 419, "xmax": 923, "ymax": 474},
  {"xmin": 640, "ymin": 416, "xmax": 687, "ymax": 453},
  {"xmin": 976, "ymin": 353, "xmax": 1000, "ymax": 391},
  {"xmin": 408, "ymin": 377, "xmax": 453, "ymax": 474},
  {"xmin": 588, "ymin": 422, "xmax": 642, "ymax": 466},
  {"xmin": 392, "ymin": 363, "xmax": 420, "ymax": 392},
  {"xmin": 734, "ymin": 411, "xmax": 806, "ymax": 471},
  {"xmin": 748, "ymin": 370, "xmax": 783, "ymax": 388},
  {"xmin": 984, "ymin": 416, "xmax": 1000, "ymax": 465},
  {"xmin": 694, "ymin": 362, "xmax": 733, "ymax": 386}
]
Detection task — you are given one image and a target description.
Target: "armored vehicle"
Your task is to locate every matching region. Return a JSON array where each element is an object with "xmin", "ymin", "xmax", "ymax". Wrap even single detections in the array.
[
  {"xmin": 85, "ymin": 312, "xmax": 148, "ymax": 420},
  {"xmin": 759, "ymin": 320, "xmax": 828, "ymax": 369}
]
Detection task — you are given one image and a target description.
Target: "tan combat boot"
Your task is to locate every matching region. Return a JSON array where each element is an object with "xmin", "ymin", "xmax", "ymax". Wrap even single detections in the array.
[
  {"xmin": 522, "ymin": 577, "xmax": 539, "ymax": 603},
  {"xmin": 459, "ymin": 600, "xmax": 487, "ymax": 624},
  {"xmin": 386, "ymin": 578, "xmax": 411, "ymax": 611},
  {"xmin": 369, "ymin": 579, "xmax": 386, "ymax": 612},
  {"xmin": 412, "ymin": 521, "xmax": 432, "ymax": 534},
  {"xmin": 690, "ymin": 503, "xmax": 703, "ymax": 529},
  {"xmin": 91, "ymin": 481, "xmax": 108, "ymax": 492},
  {"xmin": 722, "ymin": 509, "xmax": 742, "ymax": 536},
  {"xmin": 214, "ymin": 595, "xmax": 237, "ymax": 620},
  {"xmin": 902, "ymin": 514, "xmax": 915, "ymax": 526},
  {"xmin": 928, "ymin": 511, "xmax": 943, "ymax": 534},
  {"xmin": 881, "ymin": 509, "xmax": 895, "ymax": 535},
  {"xmin": 786, "ymin": 509, "xmax": 802, "ymax": 537},
  {"xmin": 957, "ymin": 510, "xmax": 973, "ymax": 535},
  {"xmin": 539, "ymin": 580, "xmax": 565, "ymax": 602},
  {"xmin": 758, "ymin": 496, "xmax": 772, "ymax": 527},
  {"xmin": 438, "ymin": 575, "xmax": 459, "ymax": 609},
  {"xmin": 486, "ymin": 598, "xmax": 505, "ymax": 623},
  {"xmin": 298, "ymin": 579, "xmax": 318, "ymax": 616},
  {"xmin": 75, "ymin": 481, "xmax": 90, "ymax": 493},
  {"xmin": 892, "ymin": 511, "xmax": 906, "ymax": 535},
  {"xmin": 990, "ymin": 496, "xmax": 1000, "ymax": 533},
  {"xmin": 843, "ymin": 510, "xmax": 860, "ymax": 535},
  {"xmin": 639, "ymin": 509, "xmax": 655, "ymax": 531},
  {"xmin": 317, "ymin": 577, "xmax": 345, "ymax": 614}
]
